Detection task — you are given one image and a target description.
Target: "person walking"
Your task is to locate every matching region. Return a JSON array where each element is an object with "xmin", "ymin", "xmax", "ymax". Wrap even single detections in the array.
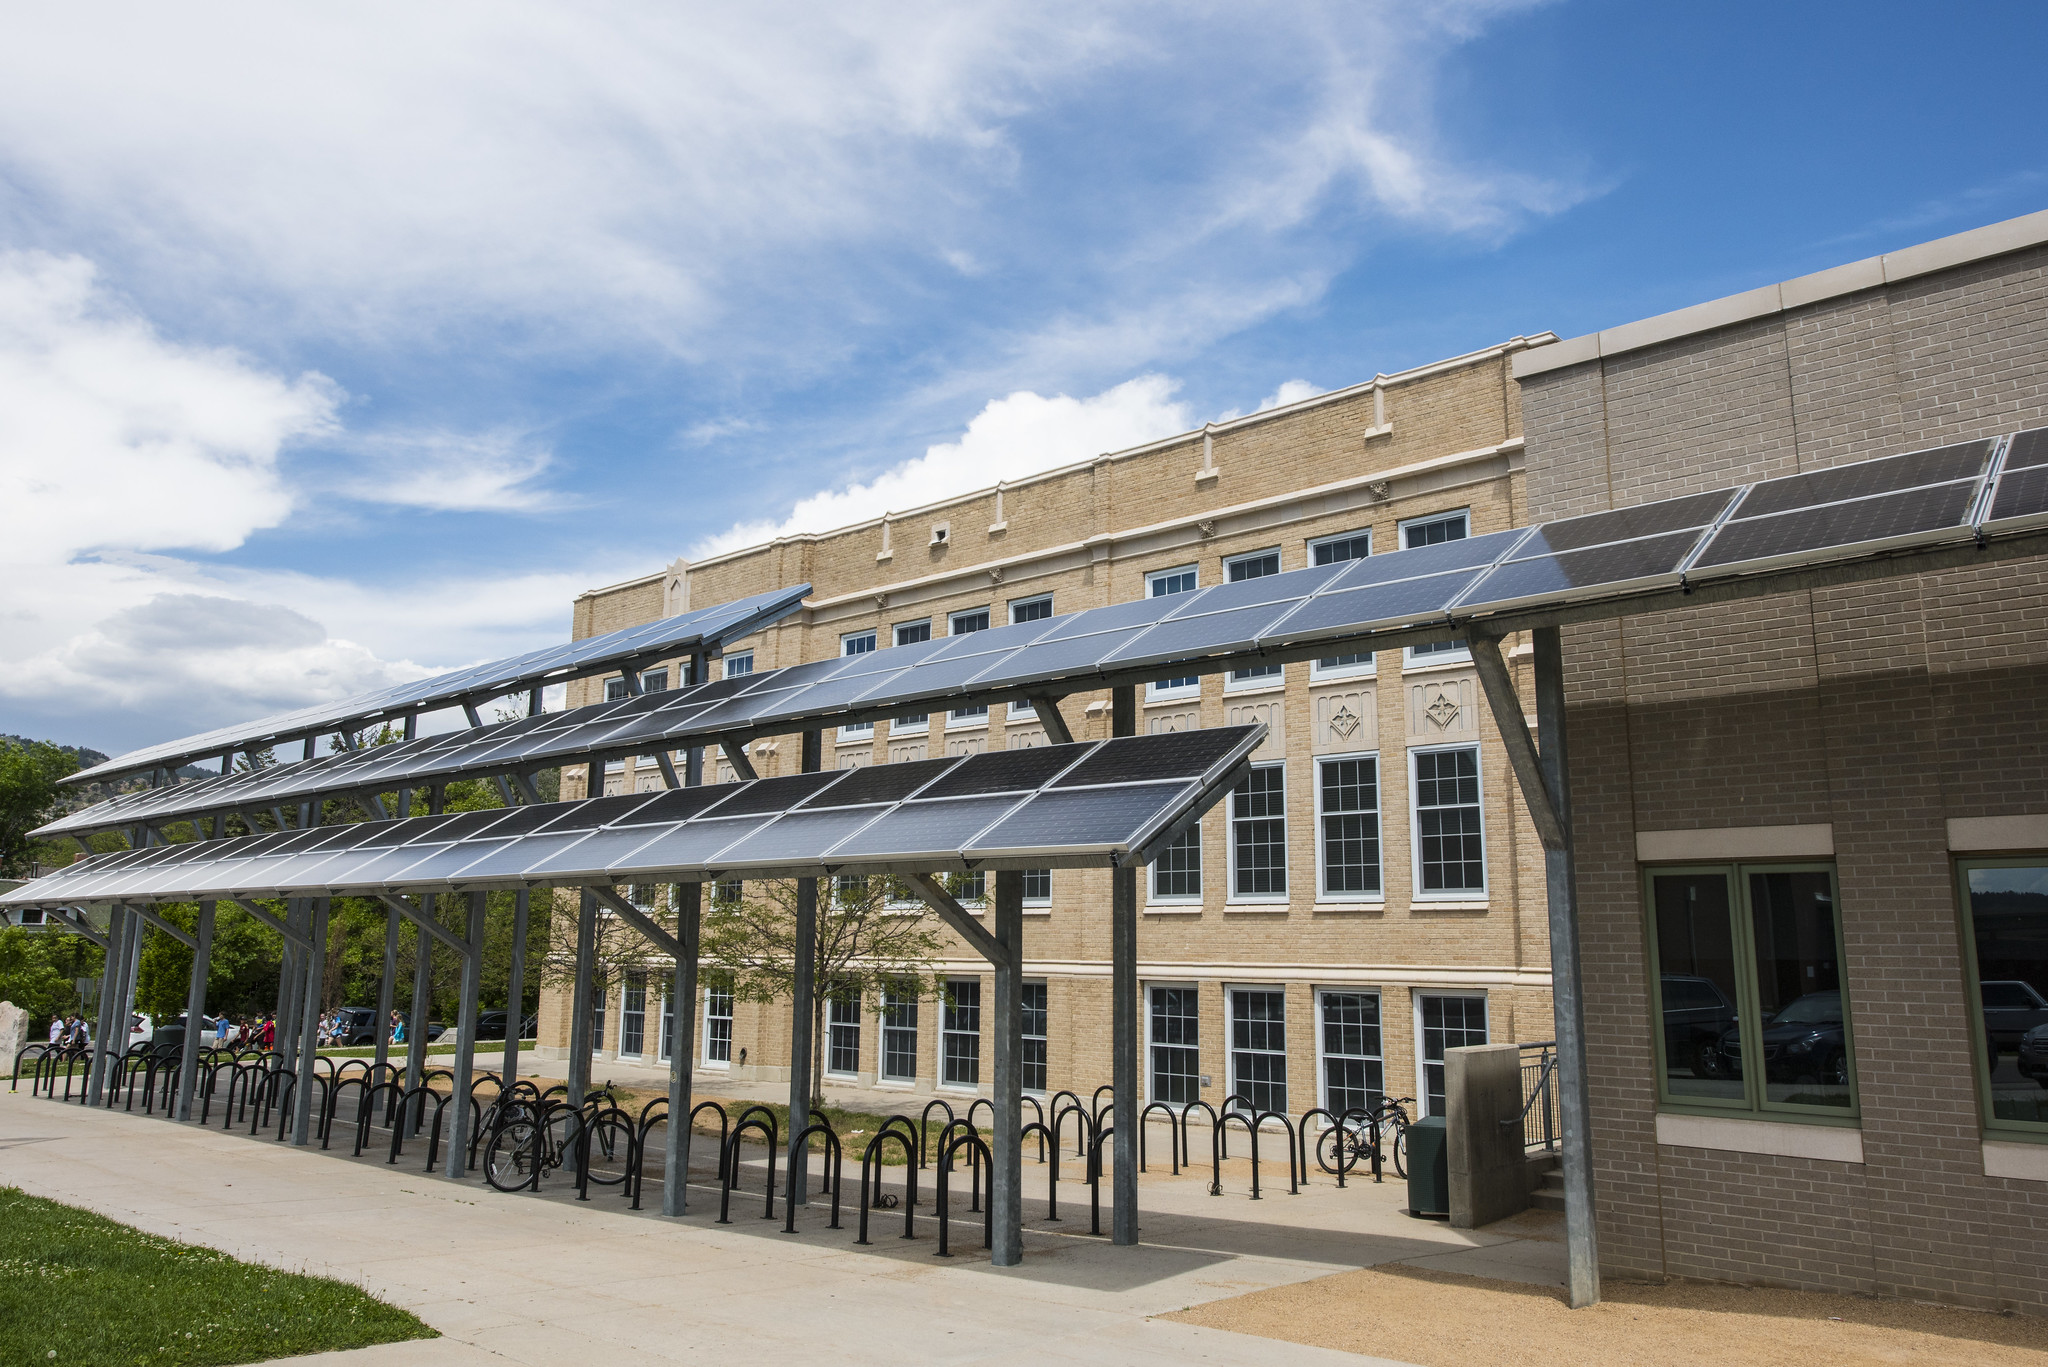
[
  {"xmin": 47, "ymin": 1015, "xmax": 63, "ymax": 1045},
  {"xmin": 258, "ymin": 1015, "xmax": 275, "ymax": 1051}
]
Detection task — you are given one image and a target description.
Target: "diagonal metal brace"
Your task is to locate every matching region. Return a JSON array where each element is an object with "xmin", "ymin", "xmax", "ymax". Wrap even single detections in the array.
[
  {"xmin": 721, "ymin": 742, "xmax": 759, "ymax": 783},
  {"xmin": 1025, "ymin": 694, "xmax": 1074, "ymax": 746},
  {"xmin": 902, "ymin": 872, "xmax": 1014, "ymax": 969},
  {"xmin": 588, "ymin": 885, "xmax": 687, "ymax": 960},
  {"xmin": 230, "ymin": 897, "xmax": 314, "ymax": 950},
  {"xmin": 47, "ymin": 906, "xmax": 109, "ymax": 948},
  {"xmin": 373, "ymin": 893, "xmax": 475, "ymax": 958},
  {"xmin": 126, "ymin": 902, "xmax": 197, "ymax": 949},
  {"xmin": 1468, "ymin": 632, "xmax": 1567, "ymax": 851}
]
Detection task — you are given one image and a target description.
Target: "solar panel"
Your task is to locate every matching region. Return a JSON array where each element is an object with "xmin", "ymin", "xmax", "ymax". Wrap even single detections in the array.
[
  {"xmin": 1508, "ymin": 489, "xmax": 1738, "ymax": 556},
  {"xmin": 1459, "ymin": 529, "xmax": 1707, "ymax": 614},
  {"xmin": 919, "ymin": 746, "xmax": 1080, "ymax": 798},
  {"xmin": 1050, "ymin": 728, "xmax": 1251, "ymax": 787},
  {"xmin": 1736, "ymin": 439, "xmax": 1993, "ymax": 518},
  {"xmin": 969, "ymin": 782, "xmax": 1195, "ymax": 856},
  {"xmin": 1985, "ymin": 463, "xmax": 2048, "ymax": 532},
  {"xmin": 1690, "ymin": 480, "xmax": 1982, "ymax": 573},
  {"xmin": 2004, "ymin": 427, "xmax": 2048, "ymax": 471}
]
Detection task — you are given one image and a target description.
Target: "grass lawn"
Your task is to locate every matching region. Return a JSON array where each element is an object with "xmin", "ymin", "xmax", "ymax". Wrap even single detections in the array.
[{"xmin": 0, "ymin": 1187, "xmax": 435, "ymax": 1366}]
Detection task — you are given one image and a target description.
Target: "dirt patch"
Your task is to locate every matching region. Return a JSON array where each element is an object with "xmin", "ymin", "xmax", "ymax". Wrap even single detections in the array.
[{"xmin": 1161, "ymin": 1262, "xmax": 2048, "ymax": 1367}]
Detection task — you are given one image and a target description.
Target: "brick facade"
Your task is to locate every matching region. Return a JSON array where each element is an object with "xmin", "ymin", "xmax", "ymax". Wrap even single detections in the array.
[{"xmin": 1515, "ymin": 233, "xmax": 2048, "ymax": 1308}]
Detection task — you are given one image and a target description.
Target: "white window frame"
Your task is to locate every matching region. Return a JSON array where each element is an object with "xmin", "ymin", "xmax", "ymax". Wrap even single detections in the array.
[
  {"xmin": 894, "ymin": 619, "xmax": 932, "ymax": 646},
  {"xmin": 1226, "ymin": 983, "xmax": 1289, "ymax": 1117},
  {"xmin": 1021, "ymin": 867, "xmax": 1052, "ymax": 907},
  {"xmin": 839, "ymin": 719, "xmax": 875, "ymax": 741},
  {"xmin": 1224, "ymin": 546, "xmax": 1284, "ymax": 691},
  {"xmin": 1306, "ymin": 528, "xmax": 1376, "ymax": 679},
  {"xmin": 1413, "ymin": 990, "xmax": 1489, "ymax": 1119},
  {"xmin": 1226, "ymin": 761, "xmax": 1289, "ymax": 905},
  {"xmin": 940, "ymin": 976, "xmax": 982, "ymax": 1090},
  {"xmin": 841, "ymin": 629, "xmax": 878, "ymax": 656},
  {"xmin": 1314, "ymin": 987, "xmax": 1384, "ymax": 1116},
  {"xmin": 1223, "ymin": 546, "xmax": 1283, "ymax": 579},
  {"xmin": 639, "ymin": 668, "xmax": 668, "ymax": 693},
  {"xmin": 1398, "ymin": 510, "xmax": 1472, "ymax": 666},
  {"xmin": 1145, "ymin": 981, "xmax": 1202, "ymax": 1106},
  {"xmin": 1314, "ymin": 750, "xmax": 1384, "ymax": 905},
  {"xmin": 701, "ymin": 980, "xmax": 734, "ymax": 1069},
  {"xmin": 1408, "ymin": 742, "xmax": 1488, "ymax": 900},
  {"xmin": 826, "ymin": 989, "xmax": 861, "ymax": 1079},
  {"xmin": 1021, "ymin": 980, "xmax": 1049, "ymax": 1094},
  {"xmin": 892, "ymin": 621, "xmax": 931, "ymax": 732},
  {"xmin": 1007, "ymin": 596, "xmax": 1055, "ymax": 716},
  {"xmin": 1145, "ymin": 565, "xmax": 1202, "ymax": 700},
  {"xmin": 618, "ymin": 972, "xmax": 648, "ymax": 1060},
  {"xmin": 1147, "ymin": 821, "xmax": 1203, "ymax": 908},
  {"xmin": 1308, "ymin": 527, "xmax": 1372, "ymax": 564},
  {"xmin": 949, "ymin": 606, "xmax": 991, "ymax": 635},
  {"xmin": 722, "ymin": 651, "xmax": 753, "ymax": 679},
  {"xmin": 879, "ymin": 985, "xmax": 919, "ymax": 1084}
]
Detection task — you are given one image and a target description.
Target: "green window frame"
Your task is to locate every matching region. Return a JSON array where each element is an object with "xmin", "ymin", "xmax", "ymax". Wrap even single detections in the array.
[
  {"xmin": 1956, "ymin": 855, "xmax": 2048, "ymax": 1141},
  {"xmin": 1642, "ymin": 861, "xmax": 1859, "ymax": 1124}
]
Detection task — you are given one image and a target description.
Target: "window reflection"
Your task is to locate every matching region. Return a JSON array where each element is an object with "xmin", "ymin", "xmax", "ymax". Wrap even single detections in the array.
[
  {"xmin": 1745, "ymin": 871, "xmax": 1850, "ymax": 1108},
  {"xmin": 1965, "ymin": 863, "xmax": 2048, "ymax": 1127},
  {"xmin": 1652, "ymin": 872, "xmax": 1744, "ymax": 1103}
]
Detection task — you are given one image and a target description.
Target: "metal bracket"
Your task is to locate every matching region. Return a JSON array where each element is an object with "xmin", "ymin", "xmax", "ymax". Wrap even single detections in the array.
[
  {"xmin": 372, "ymin": 893, "xmax": 475, "ymax": 958},
  {"xmin": 1024, "ymin": 694, "xmax": 1074, "ymax": 746},
  {"xmin": 902, "ymin": 872, "xmax": 1013, "ymax": 968},
  {"xmin": 722, "ymin": 742, "xmax": 759, "ymax": 783},
  {"xmin": 46, "ymin": 906, "xmax": 109, "ymax": 948},
  {"xmin": 588, "ymin": 885, "xmax": 687, "ymax": 960},
  {"xmin": 126, "ymin": 903, "xmax": 198, "ymax": 950},
  {"xmin": 1468, "ymin": 632, "xmax": 1567, "ymax": 851}
]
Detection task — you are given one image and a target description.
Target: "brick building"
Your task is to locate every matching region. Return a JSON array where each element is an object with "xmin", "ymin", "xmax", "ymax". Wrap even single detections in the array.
[
  {"xmin": 536, "ymin": 335, "xmax": 1565, "ymax": 1122},
  {"xmin": 1512, "ymin": 209, "xmax": 2048, "ymax": 1308}
]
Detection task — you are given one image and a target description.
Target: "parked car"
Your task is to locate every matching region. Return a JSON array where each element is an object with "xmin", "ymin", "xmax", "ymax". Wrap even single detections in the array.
[
  {"xmin": 2018, "ymin": 1023, "xmax": 2048, "ymax": 1088},
  {"xmin": 127, "ymin": 1012, "xmax": 154, "ymax": 1047},
  {"xmin": 475, "ymin": 1010, "xmax": 537, "ymax": 1041},
  {"xmin": 1717, "ymin": 991, "xmax": 1849, "ymax": 1087},
  {"xmin": 327, "ymin": 1006, "xmax": 385, "ymax": 1047},
  {"xmin": 1980, "ymin": 980, "xmax": 2048, "ymax": 1059},
  {"xmin": 1660, "ymin": 975, "xmax": 1739, "ymax": 1077}
]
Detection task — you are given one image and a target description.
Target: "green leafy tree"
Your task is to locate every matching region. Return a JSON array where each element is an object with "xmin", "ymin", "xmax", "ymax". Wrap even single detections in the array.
[
  {"xmin": 0, "ymin": 740, "xmax": 80, "ymax": 876},
  {"xmin": 701, "ymin": 876, "xmax": 947, "ymax": 1094},
  {"xmin": 0, "ymin": 924, "xmax": 104, "ymax": 1032}
]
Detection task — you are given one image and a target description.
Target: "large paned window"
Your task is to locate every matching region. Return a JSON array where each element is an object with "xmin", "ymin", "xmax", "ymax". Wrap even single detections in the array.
[
  {"xmin": 1229, "ymin": 988, "xmax": 1288, "ymax": 1115},
  {"xmin": 1319, "ymin": 990, "xmax": 1383, "ymax": 1117},
  {"xmin": 1645, "ymin": 864, "xmax": 1854, "ymax": 1119},
  {"xmin": 827, "ymin": 987, "xmax": 861, "ymax": 1077},
  {"xmin": 659, "ymin": 990, "xmax": 673, "ymax": 1060},
  {"xmin": 592, "ymin": 989, "xmax": 608, "ymax": 1053},
  {"xmin": 1148, "ymin": 986, "xmax": 1200, "ymax": 1104},
  {"xmin": 1317, "ymin": 754, "xmax": 1381, "ymax": 897},
  {"xmin": 1022, "ymin": 868, "xmax": 1051, "ymax": 904},
  {"xmin": 1226, "ymin": 550, "xmax": 1284, "ymax": 688},
  {"xmin": 1151, "ymin": 824, "xmax": 1201, "ymax": 902},
  {"xmin": 1147, "ymin": 566, "xmax": 1200, "ymax": 696},
  {"xmin": 948, "ymin": 609, "xmax": 991, "ymax": 723},
  {"xmin": 1309, "ymin": 529, "xmax": 1374, "ymax": 677},
  {"xmin": 1401, "ymin": 511, "xmax": 1470, "ymax": 663},
  {"xmin": 1962, "ymin": 859, "xmax": 2048, "ymax": 1133},
  {"xmin": 1411, "ymin": 745, "xmax": 1484, "ymax": 895},
  {"xmin": 620, "ymin": 972, "xmax": 647, "ymax": 1057},
  {"xmin": 892, "ymin": 621, "xmax": 932, "ymax": 733},
  {"xmin": 1418, "ymin": 994, "xmax": 1487, "ymax": 1117},
  {"xmin": 881, "ymin": 986, "xmax": 919, "ymax": 1081},
  {"xmin": 1230, "ymin": 765, "xmax": 1287, "ymax": 899},
  {"xmin": 942, "ymin": 979, "xmax": 982, "ymax": 1086},
  {"xmin": 723, "ymin": 651, "xmax": 753, "ymax": 678},
  {"xmin": 1022, "ymin": 983, "xmax": 1049, "ymax": 1092},
  {"xmin": 703, "ymin": 977, "xmax": 733, "ymax": 1066}
]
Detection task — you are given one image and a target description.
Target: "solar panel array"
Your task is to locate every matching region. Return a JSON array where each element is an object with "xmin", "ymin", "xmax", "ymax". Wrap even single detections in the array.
[
  {"xmin": 63, "ymin": 583, "xmax": 814, "ymax": 788},
  {"xmin": 3, "ymin": 728, "xmax": 1262, "ymax": 910},
  {"xmin": 43, "ymin": 427, "xmax": 2048, "ymax": 842}
]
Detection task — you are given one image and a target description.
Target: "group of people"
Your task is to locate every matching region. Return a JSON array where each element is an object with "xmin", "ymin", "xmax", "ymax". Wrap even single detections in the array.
[
  {"xmin": 45, "ymin": 1013, "xmax": 91, "ymax": 1048},
  {"xmin": 311, "ymin": 1009, "xmax": 407, "ymax": 1048},
  {"xmin": 210, "ymin": 1015, "xmax": 278, "ymax": 1050}
]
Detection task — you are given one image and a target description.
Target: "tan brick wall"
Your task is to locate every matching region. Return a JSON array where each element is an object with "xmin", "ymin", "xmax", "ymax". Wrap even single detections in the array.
[{"xmin": 1517, "ymin": 243, "xmax": 2048, "ymax": 1309}]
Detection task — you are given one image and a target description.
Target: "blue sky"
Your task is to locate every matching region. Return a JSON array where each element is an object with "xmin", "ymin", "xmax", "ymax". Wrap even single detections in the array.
[{"xmin": 2, "ymin": 0, "xmax": 2044, "ymax": 755}]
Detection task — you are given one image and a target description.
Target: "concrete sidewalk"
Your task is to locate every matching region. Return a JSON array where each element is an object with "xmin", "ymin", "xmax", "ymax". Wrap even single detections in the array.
[{"xmin": 0, "ymin": 1086, "xmax": 1559, "ymax": 1364}]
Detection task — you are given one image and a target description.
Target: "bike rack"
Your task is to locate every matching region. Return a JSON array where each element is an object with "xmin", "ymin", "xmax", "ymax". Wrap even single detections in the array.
[
  {"xmin": 1087, "ymin": 1124, "xmax": 1113, "ymax": 1235},
  {"xmin": 934, "ymin": 1119, "xmax": 982, "ymax": 1209},
  {"xmin": 575, "ymin": 1103, "xmax": 636, "ymax": 1202},
  {"xmin": 854, "ymin": 1121, "xmax": 918, "ymax": 1245},
  {"xmin": 1138, "ymin": 1101, "xmax": 1180, "ymax": 1174},
  {"xmin": 781, "ymin": 1122, "xmax": 843, "ymax": 1233},
  {"xmin": 718, "ymin": 1110, "xmax": 779, "ymax": 1224},
  {"xmin": 1216, "ymin": 1110, "xmax": 1259, "ymax": 1199},
  {"xmin": 1256, "ymin": 1110, "xmax": 1300, "ymax": 1195},
  {"xmin": 934, "ymin": 1132, "xmax": 993, "ymax": 1257},
  {"xmin": 916, "ymin": 1098, "xmax": 954, "ymax": 1168}
]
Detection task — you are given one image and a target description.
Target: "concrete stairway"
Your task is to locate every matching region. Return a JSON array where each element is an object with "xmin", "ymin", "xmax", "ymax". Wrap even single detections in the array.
[{"xmin": 1527, "ymin": 1152, "xmax": 1565, "ymax": 1212}]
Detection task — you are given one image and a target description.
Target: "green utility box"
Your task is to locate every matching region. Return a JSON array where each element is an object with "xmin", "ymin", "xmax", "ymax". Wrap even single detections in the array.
[{"xmin": 1406, "ymin": 1115, "xmax": 1449, "ymax": 1218}]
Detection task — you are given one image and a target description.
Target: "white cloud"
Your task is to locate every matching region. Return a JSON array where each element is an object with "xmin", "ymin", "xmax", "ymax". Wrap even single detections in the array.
[
  {"xmin": 325, "ymin": 428, "xmax": 558, "ymax": 512},
  {"xmin": 693, "ymin": 374, "xmax": 1191, "ymax": 556}
]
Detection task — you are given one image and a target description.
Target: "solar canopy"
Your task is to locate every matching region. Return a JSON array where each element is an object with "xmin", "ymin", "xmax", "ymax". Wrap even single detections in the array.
[
  {"xmin": 63, "ymin": 583, "xmax": 814, "ymax": 789},
  {"xmin": 4, "ymin": 728, "xmax": 1262, "ymax": 911},
  {"xmin": 43, "ymin": 427, "xmax": 2048, "ymax": 842}
]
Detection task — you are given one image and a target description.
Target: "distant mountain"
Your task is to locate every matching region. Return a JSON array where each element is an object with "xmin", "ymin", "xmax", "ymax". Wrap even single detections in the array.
[{"xmin": 3, "ymin": 734, "xmax": 209, "ymax": 815}]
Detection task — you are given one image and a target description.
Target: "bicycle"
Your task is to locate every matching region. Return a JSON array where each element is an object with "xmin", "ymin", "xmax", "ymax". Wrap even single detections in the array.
[
  {"xmin": 1314, "ymin": 1097, "xmax": 1412, "ymax": 1179},
  {"xmin": 482, "ymin": 1083, "xmax": 620, "ymax": 1192}
]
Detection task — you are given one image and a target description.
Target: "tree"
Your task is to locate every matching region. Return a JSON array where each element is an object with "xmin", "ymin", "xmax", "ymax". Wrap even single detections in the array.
[
  {"xmin": 0, "ymin": 924, "xmax": 102, "ymax": 1030},
  {"xmin": 701, "ymin": 876, "xmax": 947, "ymax": 1094},
  {"xmin": 537, "ymin": 886, "xmax": 671, "ymax": 1040},
  {"xmin": 0, "ymin": 740, "xmax": 80, "ymax": 876}
]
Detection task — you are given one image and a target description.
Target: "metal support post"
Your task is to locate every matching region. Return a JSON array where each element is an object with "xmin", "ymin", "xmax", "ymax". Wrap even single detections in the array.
[
  {"xmin": 1534, "ymin": 626, "xmax": 1600, "ymax": 1307},
  {"xmin": 293, "ymin": 899, "xmax": 328, "ymax": 1145},
  {"xmin": 277, "ymin": 900, "xmax": 304, "ymax": 1077},
  {"xmin": 375, "ymin": 906, "xmax": 398, "ymax": 1078},
  {"xmin": 404, "ymin": 903, "xmax": 432, "ymax": 1133},
  {"xmin": 665, "ymin": 881, "xmax": 700, "ymax": 1216},
  {"xmin": 118, "ymin": 907, "xmax": 144, "ymax": 1053},
  {"xmin": 176, "ymin": 900, "xmax": 214, "ymax": 1120},
  {"xmin": 991, "ymin": 869, "xmax": 1025, "ymax": 1265},
  {"xmin": 1110, "ymin": 684, "xmax": 1139, "ymax": 1246},
  {"xmin": 504, "ymin": 890, "xmax": 529, "ymax": 1087},
  {"xmin": 566, "ymin": 889, "xmax": 598, "ymax": 1104},
  {"xmin": 688, "ymin": 653, "xmax": 707, "ymax": 786},
  {"xmin": 447, "ymin": 891, "xmax": 487, "ymax": 1179},
  {"xmin": 786, "ymin": 726, "xmax": 822, "ymax": 1208},
  {"xmin": 88, "ymin": 905, "xmax": 129, "ymax": 1103}
]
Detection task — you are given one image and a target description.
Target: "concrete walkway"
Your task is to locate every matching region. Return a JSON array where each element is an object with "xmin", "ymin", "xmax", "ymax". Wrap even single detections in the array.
[{"xmin": 0, "ymin": 1086, "xmax": 1563, "ymax": 1365}]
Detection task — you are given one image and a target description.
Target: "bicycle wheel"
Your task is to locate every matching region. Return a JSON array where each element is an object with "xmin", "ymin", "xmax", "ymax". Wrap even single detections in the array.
[
  {"xmin": 484, "ymin": 1119, "xmax": 540, "ymax": 1192},
  {"xmin": 1389, "ymin": 1118, "xmax": 1409, "ymax": 1179},
  {"xmin": 1315, "ymin": 1127, "xmax": 1346, "ymax": 1175},
  {"xmin": 582, "ymin": 1113, "xmax": 632, "ymax": 1187}
]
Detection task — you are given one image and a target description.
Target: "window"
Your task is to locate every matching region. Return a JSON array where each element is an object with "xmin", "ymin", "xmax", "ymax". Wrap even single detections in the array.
[
  {"xmin": 1022, "ymin": 868, "xmax": 1051, "ymax": 905},
  {"xmin": 827, "ymin": 987, "xmax": 861, "ymax": 1077},
  {"xmin": 1418, "ymin": 995, "xmax": 1487, "ymax": 1117},
  {"xmin": 840, "ymin": 719, "xmax": 875, "ymax": 740},
  {"xmin": 1148, "ymin": 986, "xmax": 1200, "ymax": 1104},
  {"xmin": 1412, "ymin": 745, "xmax": 1484, "ymax": 896},
  {"xmin": 1964, "ymin": 859, "xmax": 2048, "ymax": 1134},
  {"xmin": 842, "ymin": 630, "xmax": 877, "ymax": 656},
  {"xmin": 592, "ymin": 988, "xmax": 608, "ymax": 1053},
  {"xmin": 620, "ymin": 973, "xmax": 647, "ymax": 1057},
  {"xmin": 1230, "ymin": 765, "xmax": 1287, "ymax": 899},
  {"xmin": 895, "ymin": 620, "xmax": 931, "ymax": 645},
  {"xmin": 1400, "ymin": 511, "xmax": 1470, "ymax": 664},
  {"xmin": 1230, "ymin": 988, "xmax": 1287, "ymax": 1115},
  {"xmin": 640, "ymin": 669, "xmax": 668, "ymax": 693},
  {"xmin": 1309, "ymin": 529, "xmax": 1374, "ymax": 677},
  {"xmin": 943, "ymin": 978, "xmax": 981, "ymax": 1086},
  {"xmin": 627, "ymin": 881, "xmax": 661, "ymax": 910},
  {"xmin": 1010, "ymin": 595, "xmax": 1054, "ymax": 624},
  {"xmin": 723, "ymin": 652, "xmax": 753, "ymax": 679},
  {"xmin": 1225, "ymin": 551, "xmax": 1285, "ymax": 688},
  {"xmin": 1646, "ymin": 864, "xmax": 1855, "ymax": 1119},
  {"xmin": 1319, "ymin": 991, "xmax": 1383, "ymax": 1117},
  {"xmin": 659, "ymin": 989, "xmax": 673, "ymax": 1061},
  {"xmin": 881, "ymin": 985, "xmax": 919, "ymax": 1081},
  {"xmin": 703, "ymin": 977, "xmax": 733, "ymax": 1066},
  {"xmin": 713, "ymin": 878, "xmax": 742, "ymax": 908},
  {"xmin": 605, "ymin": 677, "xmax": 629, "ymax": 702},
  {"xmin": 948, "ymin": 610, "xmax": 990, "ymax": 723},
  {"xmin": 1318, "ymin": 755, "xmax": 1381, "ymax": 897},
  {"xmin": 949, "ymin": 870, "xmax": 986, "ymax": 905},
  {"xmin": 1022, "ymin": 983, "xmax": 1048, "ymax": 1092},
  {"xmin": 1146, "ymin": 566, "xmax": 1201, "ymax": 697},
  {"xmin": 1151, "ymin": 824, "xmax": 1201, "ymax": 902}
]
